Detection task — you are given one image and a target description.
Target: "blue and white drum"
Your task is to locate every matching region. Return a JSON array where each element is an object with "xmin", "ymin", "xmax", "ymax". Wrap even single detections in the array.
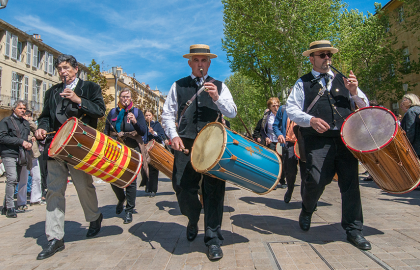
[{"xmin": 191, "ymin": 122, "xmax": 282, "ymax": 194}]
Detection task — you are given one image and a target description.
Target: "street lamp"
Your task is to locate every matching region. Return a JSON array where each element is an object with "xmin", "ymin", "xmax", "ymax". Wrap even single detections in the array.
[
  {"xmin": 112, "ymin": 67, "xmax": 121, "ymax": 108},
  {"xmin": 0, "ymin": 0, "xmax": 9, "ymax": 9}
]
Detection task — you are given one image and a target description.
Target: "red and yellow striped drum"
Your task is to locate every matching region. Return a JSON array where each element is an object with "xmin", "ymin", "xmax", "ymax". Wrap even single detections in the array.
[{"xmin": 49, "ymin": 117, "xmax": 142, "ymax": 188}]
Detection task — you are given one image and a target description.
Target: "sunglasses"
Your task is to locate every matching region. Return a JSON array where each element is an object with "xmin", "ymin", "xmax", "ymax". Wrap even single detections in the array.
[{"xmin": 314, "ymin": 52, "xmax": 333, "ymax": 59}]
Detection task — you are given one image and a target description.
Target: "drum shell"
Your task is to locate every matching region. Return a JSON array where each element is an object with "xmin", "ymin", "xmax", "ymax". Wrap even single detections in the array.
[
  {"xmin": 146, "ymin": 140, "xmax": 174, "ymax": 180},
  {"xmin": 191, "ymin": 122, "xmax": 282, "ymax": 194},
  {"xmin": 49, "ymin": 117, "xmax": 142, "ymax": 188},
  {"xmin": 341, "ymin": 107, "xmax": 420, "ymax": 194}
]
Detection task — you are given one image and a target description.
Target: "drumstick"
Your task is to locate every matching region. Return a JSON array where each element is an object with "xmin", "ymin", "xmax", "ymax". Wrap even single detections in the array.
[
  {"xmin": 181, "ymin": 148, "xmax": 189, "ymax": 155},
  {"xmin": 45, "ymin": 131, "xmax": 56, "ymax": 135}
]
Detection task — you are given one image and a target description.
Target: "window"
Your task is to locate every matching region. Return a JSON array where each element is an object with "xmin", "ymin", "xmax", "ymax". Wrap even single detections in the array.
[
  {"xmin": 32, "ymin": 79, "xmax": 41, "ymax": 112},
  {"xmin": 5, "ymin": 31, "xmax": 11, "ymax": 57},
  {"xmin": 26, "ymin": 42, "xmax": 31, "ymax": 66},
  {"xmin": 11, "ymin": 34, "xmax": 18, "ymax": 60},
  {"xmin": 17, "ymin": 41, "xmax": 23, "ymax": 61},
  {"xmin": 24, "ymin": 76, "xmax": 29, "ymax": 101},
  {"xmin": 32, "ymin": 44, "xmax": 38, "ymax": 68},
  {"xmin": 398, "ymin": 6, "xmax": 404, "ymax": 23},
  {"xmin": 44, "ymin": 52, "xmax": 48, "ymax": 72},
  {"xmin": 0, "ymin": 68, "xmax": 2, "ymax": 95},
  {"xmin": 48, "ymin": 53, "xmax": 53, "ymax": 75},
  {"xmin": 11, "ymin": 72, "xmax": 23, "ymax": 105},
  {"xmin": 36, "ymin": 50, "xmax": 42, "ymax": 69},
  {"xmin": 42, "ymin": 82, "xmax": 47, "ymax": 102}
]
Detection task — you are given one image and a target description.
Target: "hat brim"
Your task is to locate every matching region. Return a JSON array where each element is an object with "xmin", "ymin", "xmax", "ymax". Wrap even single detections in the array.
[
  {"xmin": 183, "ymin": 53, "xmax": 217, "ymax": 59},
  {"xmin": 302, "ymin": 47, "xmax": 338, "ymax": 57}
]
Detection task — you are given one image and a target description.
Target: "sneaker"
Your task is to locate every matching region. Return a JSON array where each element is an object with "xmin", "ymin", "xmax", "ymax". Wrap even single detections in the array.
[
  {"xmin": 30, "ymin": 201, "xmax": 46, "ymax": 206},
  {"xmin": 16, "ymin": 205, "xmax": 28, "ymax": 213}
]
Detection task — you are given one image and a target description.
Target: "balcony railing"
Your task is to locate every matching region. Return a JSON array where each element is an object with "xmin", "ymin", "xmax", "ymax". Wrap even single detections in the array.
[{"xmin": 0, "ymin": 95, "xmax": 43, "ymax": 113}]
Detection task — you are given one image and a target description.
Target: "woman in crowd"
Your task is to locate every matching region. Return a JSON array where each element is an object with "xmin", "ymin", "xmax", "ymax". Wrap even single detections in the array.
[{"xmin": 400, "ymin": 93, "xmax": 420, "ymax": 157}]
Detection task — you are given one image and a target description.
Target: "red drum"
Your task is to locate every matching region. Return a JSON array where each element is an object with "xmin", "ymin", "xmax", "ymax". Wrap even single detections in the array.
[
  {"xmin": 293, "ymin": 141, "xmax": 301, "ymax": 160},
  {"xmin": 341, "ymin": 106, "xmax": 420, "ymax": 194},
  {"xmin": 49, "ymin": 117, "xmax": 142, "ymax": 188}
]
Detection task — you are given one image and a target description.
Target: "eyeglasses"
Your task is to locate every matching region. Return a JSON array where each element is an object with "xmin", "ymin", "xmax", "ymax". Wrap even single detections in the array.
[
  {"xmin": 271, "ymin": 104, "xmax": 279, "ymax": 108},
  {"xmin": 314, "ymin": 53, "xmax": 333, "ymax": 59}
]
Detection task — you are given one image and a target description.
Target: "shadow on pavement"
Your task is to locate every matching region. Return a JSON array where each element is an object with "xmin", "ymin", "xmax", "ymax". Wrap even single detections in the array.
[
  {"xmin": 136, "ymin": 190, "xmax": 175, "ymax": 197},
  {"xmin": 155, "ymin": 200, "xmax": 235, "ymax": 216},
  {"xmin": 24, "ymin": 221, "xmax": 124, "ymax": 246},
  {"xmin": 239, "ymin": 196, "xmax": 332, "ymax": 211},
  {"xmin": 230, "ymin": 214, "xmax": 384, "ymax": 243},
  {"xmin": 128, "ymin": 221, "xmax": 249, "ymax": 256}
]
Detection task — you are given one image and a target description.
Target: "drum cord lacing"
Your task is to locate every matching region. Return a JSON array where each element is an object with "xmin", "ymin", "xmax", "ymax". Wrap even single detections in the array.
[
  {"xmin": 226, "ymin": 133, "xmax": 279, "ymax": 163},
  {"xmin": 209, "ymin": 166, "xmax": 269, "ymax": 190}
]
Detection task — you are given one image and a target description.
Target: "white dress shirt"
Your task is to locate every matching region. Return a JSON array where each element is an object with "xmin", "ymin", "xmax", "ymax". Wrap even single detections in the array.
[
  {"xmin": 267, "ymin": 112, "xmax": 278, "ymax": 142},
  {"xmin": 66, "ymin": 78, "xmax": 79, "ymax": 91},
  {"xmin": 286, "ymin": 69, "xmax": 369, "ymax": 127},
  {"xmin": 162, "ymin": 74, "xmax": 237, "ymax": 140}
]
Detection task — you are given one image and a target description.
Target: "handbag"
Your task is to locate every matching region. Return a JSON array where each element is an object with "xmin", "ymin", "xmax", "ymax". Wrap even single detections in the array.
[{"xmin": 10, "ymin": 117, "xmax": 33, "ymax": 170}]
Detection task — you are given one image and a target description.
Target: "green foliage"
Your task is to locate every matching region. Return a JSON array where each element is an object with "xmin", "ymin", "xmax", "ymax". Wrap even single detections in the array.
[
  {"xmin": 224, "ymin": 72, "xmax": 267, "ymax": 133},
  {"xmin": 87, "ymin": 59, "xmax": 114, "ymax": 132}
]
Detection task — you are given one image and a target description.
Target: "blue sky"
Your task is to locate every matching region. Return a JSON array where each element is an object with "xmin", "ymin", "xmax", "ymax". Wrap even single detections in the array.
[{"xmin": 1, "ymin": 0, "xmax": 384, "ymax": 95}]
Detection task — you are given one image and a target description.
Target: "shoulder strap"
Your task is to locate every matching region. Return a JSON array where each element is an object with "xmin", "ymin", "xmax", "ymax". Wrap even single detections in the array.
[
  {"xmin": 10, "ymin": 117, "xmax": 22, "ymax": 139},
  {"xmin": 178, "ymin": 78, "xmax": 216, "ymax": 127}
]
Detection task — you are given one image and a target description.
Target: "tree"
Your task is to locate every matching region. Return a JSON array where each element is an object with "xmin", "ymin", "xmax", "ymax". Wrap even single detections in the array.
[
  {"xmin": 222, "ymin": 0, "xmax": 345, "ymax": 101},
  {"xmin": 87, "ymin": 59, "xmax": 114, "ymax": 132},
  {"xmin": 224, "ymin": 72, "xmax": 266, "ymax": 133}
]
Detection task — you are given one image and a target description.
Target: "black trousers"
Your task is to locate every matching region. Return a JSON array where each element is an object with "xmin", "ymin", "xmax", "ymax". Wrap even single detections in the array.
[
  {"xmin": 268, "ymin": 142, "xmax": 286, "ymax": 185},
  {"xmin": 172, "ymin": 138, "xmax": 225, "ymax": 246},
  {"xmin": 38, "ymin": 150, "xmax": 48, "ymax": 197},
  {"xmin": 140, "ymin": 165, "xmax": 159, "ymax": 193},
  {"xmin": 283, "ymin": 141, "xmax": 307, "ymax": 196},
  {"xmin": 111, "ymin": 179, "xmax": 137, "ymax": 213},
  {"xmin": 302, "ymin": 135, "xmax": 363, "ymax": 234}
]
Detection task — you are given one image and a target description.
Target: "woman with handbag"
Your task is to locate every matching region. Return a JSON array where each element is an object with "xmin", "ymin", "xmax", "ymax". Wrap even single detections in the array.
[{"xmin": 0, "ymin": 100, "xmax": 32, "ymax": 218}]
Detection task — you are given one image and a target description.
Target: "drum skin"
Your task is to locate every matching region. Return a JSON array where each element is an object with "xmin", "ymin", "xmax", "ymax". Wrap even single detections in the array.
[
  {"xmin": 341, "ymin": 106, "xmax": 420, "ymax": 194},
  {"xmin": 276, "ymin": 143, "xmax": 282, "ymax": 156},
  {"xmin": 49, "ymin": 117, "xmax": 142, "ymax": 188},
  {"xmin": 191, "ymin": 122, "xmax": 282, "ymax": 194},
  {"xmin": 146, "ymin": 140, "xmax": 174, "ymax": 180}
]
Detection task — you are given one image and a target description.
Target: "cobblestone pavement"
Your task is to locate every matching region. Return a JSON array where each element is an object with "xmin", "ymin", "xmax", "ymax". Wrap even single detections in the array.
[{"xmin": 0, "ymin": 166, "xmax": 420, "ymax": 270}]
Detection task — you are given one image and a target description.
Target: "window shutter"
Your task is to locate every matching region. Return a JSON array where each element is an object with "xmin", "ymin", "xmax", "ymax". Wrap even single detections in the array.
[
  {"xmin": 48, "ymin": 54, "xmax": 53, "ymax": 74},
  {"xmin": 26, "ymin": 42, "xmax": 32, "ymax": 66},
  {"xmin": 11, "ymin": 34, "xmax": 18, "ymax": 60},
  {"xmin": 44, "ymin": 52, "xmax": 48, "ymax": 72},
  {"xmin": 5, "ymin": 31, "xmax": 11, "ymax": 57},
  {"xmin": 32, "ymin": 78, "xmax": 37, "ymax": 103},
  {"xmin": 32, "ymin": 45, "xmax": 38, "ymax": 68}
]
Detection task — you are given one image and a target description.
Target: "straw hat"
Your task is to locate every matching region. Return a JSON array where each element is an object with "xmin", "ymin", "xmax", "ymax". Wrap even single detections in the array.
[
  {"xmin": 302, "ymin": 40, "xmax": 339, "ymax": 57},
  {"xmin": 183, "ymin": 44, "xmax": 217, "ymax": 59}
]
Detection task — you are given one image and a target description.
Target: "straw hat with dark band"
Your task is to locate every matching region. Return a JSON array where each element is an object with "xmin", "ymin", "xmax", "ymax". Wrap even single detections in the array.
[
  {"xmin": 183, "ymin": 44, "xmax": 218, "ymax": 59},
  {"xmin": 302, "ymin": 40, "xmax": 339, "ymax": 57}
]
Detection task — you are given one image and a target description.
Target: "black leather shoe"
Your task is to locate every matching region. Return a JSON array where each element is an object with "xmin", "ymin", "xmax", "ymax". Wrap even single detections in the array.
[
  {"xmin": 284, "ymin": 190, "xmax": 292, "ymax": 203},
  {"xmin": 86, "ymin": 213, "xmax": 103, "ymax": 237},
  {"xmin": 186, "ymin": 222, "xmax": 198, "ymax": 241},
  {"xmin": 208, "ymin": 245, "xmax": 223, "ymax": 260},
  {"xmin": 123, "ymin": 212, "xmax": 133, "ymax": 224},
  {"xmin": 6, "ymin": 208, "xmax": 17, "ymax": 218},
  {"xmin": 347, "ymin": 233, "xmax": 372, "ymax": 250},
  {"xmin": 116, "ymin": 200, "xmax": 124, "ymax": 215},
  {"xmin": 37, "ymin": 239, "xmax": 65, "ymax": 260},
  {"xmin": 299, "ymin": 210, "xmax": 312, "ymax": 231}
]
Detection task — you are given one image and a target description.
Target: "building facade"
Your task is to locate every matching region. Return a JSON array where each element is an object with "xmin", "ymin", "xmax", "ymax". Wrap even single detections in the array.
[
  {"xmin": 103, "ymin": 68, "xmax": 166, "ymax": 119},
  {"xmin": 381, "ymin": 0, "xmax": 420, "ymax": 114},
  {"xmin": 0, "ymin": 19, "xmax": 88, "ymax": 119}
]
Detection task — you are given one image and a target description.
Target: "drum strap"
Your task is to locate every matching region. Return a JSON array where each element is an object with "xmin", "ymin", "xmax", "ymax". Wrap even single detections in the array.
[
  {"xmin": 306, "ymin": 85, "xmax": 327, "ymax": 114},
  {"xmin": 178, "ymin": 79, "xmax": 216, "ymax": 127}
]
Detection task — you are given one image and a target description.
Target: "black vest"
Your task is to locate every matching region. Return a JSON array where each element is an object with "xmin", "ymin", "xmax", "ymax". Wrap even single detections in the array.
[
  {"xmin": 176, "ymin": 76, "xmax": 222, "ymax": 139},
  {"xmin": 301, "ymin": 72, "xmax": 352, "ymax": 137}
]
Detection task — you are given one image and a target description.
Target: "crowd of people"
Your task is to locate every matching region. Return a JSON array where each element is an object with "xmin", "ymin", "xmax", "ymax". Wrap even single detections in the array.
[{"xmin": 0, "ymin": 41, "xmax": 419, "ymax": 262}]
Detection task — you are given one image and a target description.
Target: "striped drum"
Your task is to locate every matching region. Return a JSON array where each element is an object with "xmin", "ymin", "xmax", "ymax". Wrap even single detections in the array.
[{"xmin": 49, "ymin": 117, "xmax": 142, "ymax": 188}]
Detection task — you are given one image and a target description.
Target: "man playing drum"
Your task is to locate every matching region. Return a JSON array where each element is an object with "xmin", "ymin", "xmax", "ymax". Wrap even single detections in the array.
[
  {"xmin": 35, "ymin": 54, "xmax": 106, "ymax": 259},
  {"xmin": 286, "ymin": 40, "xmax": 371, "ymax": 250},
  {"xmin": 161, "ymin": 44, "xmax": 236, "ymax": 260}
]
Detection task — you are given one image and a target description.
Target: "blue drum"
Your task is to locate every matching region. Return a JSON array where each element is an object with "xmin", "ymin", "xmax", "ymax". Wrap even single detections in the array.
[{"xmin": 191, "ymin": 122, "xmax": 282, "ymax": 194}]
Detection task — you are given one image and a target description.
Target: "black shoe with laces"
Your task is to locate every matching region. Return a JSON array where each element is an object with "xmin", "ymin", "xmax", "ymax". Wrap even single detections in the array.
[
  {"xmin": 347, "ymin": 233, "xmax": 372, "ymax": 250},
  {"xmin": 123, "ymin": 212, "xmax": 133, "ymax": 224},
  {"xmin": 207, "ymin": 245, "xmax": 223, "ymax": 260},
  {"xmin": 37, "ymin": 239, "xmax": 65, "ymax": 260}
]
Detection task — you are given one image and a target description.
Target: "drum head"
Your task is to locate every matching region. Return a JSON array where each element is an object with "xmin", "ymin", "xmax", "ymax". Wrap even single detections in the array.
[
  {"xmin": 49, "ymin": 118, "xmax": 77, "ymax": 156},
  {"xmin": 191, "ymin": 123, "xmax": 226, "ymax": 172},
  {"xmin": 276, "ymin": 143, "xmax": 282, "ymax": 155},
  {"xmin": 341, "ymin": 107, "xmax": 397, "ymax": 152}
]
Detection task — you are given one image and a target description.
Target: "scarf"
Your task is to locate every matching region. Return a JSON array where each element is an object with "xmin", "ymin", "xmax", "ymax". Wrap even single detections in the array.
[{"xmin": 114, "ymin": 101, "xmax": 133, "ymax": 132}]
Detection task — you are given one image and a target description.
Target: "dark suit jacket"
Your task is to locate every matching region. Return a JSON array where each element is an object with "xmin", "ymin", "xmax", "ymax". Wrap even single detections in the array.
[
  {"xmin": 401, "ymin": 105, "xmax": 420, "ymax": 156},
  {"xmin": 38, "ymin": 79, "xmax": 106, "ymax": 132}
]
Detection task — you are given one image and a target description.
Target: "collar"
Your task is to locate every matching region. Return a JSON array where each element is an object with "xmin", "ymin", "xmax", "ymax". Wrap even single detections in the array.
[
  {"xmin": 191, "ymin": 73, "xmax": 209, "ymax": 85},
  {"xmin": 311, "ymin": 69, "xmax": 334, "ymax": 80},
  {"xmin": 66, "ymin": 78, "xmax": 79, "ymax": 91},
  {"xmin": 12, "ymin": 113, "xmax": 23, "ymax": 122}
]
